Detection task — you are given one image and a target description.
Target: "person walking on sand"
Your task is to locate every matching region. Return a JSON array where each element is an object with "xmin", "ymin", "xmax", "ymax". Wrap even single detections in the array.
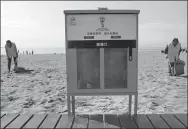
[
  {"xmin": 164, "ymin": 38, "xmax": 182, "ymax": 76},
  {"xmin": 5, "ymin": 40, "xmax": 18, "ymax": 72}
]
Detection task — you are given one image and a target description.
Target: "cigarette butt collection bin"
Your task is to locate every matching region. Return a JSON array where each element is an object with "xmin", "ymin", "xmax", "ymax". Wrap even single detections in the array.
[
  {"xmin": 64, "ymin": 9, "xmax": 140, "ymax": 96},
  {"xmin": 64, "ymin": 8, "xmax": 140, "ymax": 115}
]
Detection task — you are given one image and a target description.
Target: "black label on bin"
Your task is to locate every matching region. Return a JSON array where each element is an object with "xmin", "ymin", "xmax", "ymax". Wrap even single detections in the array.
[
  {"xmin": 68, "ymin": 40, "xmax": 136, "ymax": 48},
  {"xmin": 111, "ymin": 36, "xmax": 121, "ymax": 39},
  {"xmin": 84, "ymin": 36, "xmax": 94, "ymax": 39}
]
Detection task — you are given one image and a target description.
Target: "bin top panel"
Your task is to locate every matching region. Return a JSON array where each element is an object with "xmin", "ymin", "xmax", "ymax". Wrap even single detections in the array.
[{"xmin": 64, "ymin": 10, "xmax": 140, "ymax": 14}]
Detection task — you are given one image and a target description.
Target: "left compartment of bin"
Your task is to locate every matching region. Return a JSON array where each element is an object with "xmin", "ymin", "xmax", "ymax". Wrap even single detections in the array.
[{"xmin": 77, "ymin": 48, "xmax": 100, "ymax": 89}]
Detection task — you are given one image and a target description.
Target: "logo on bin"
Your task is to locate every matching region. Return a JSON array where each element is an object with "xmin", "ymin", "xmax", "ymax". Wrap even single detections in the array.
[
  {"xmin": 100, "ymin": 17, "xmax": 105, "ymax": 28},
  {"xmin": 69, "ymin": 16, "xmax": 76, "ymax": 26},
  {"xmin": 70, "ymin": 17, "xmax": 75, "ymax": 21}
]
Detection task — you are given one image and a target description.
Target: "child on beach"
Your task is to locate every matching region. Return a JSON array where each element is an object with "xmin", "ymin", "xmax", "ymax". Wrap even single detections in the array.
[{"xmin": 5, "ymin": 40, "xmax": 18, "ymax": 72}]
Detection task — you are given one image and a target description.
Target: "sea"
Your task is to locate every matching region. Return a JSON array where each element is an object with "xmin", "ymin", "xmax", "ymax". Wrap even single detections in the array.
[{"xmin": 1, "ymin": 47, "xmax": 169, "ymax": 55}]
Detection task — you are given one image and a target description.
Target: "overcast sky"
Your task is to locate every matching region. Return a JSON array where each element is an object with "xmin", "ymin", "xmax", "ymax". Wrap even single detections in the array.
[{"xmin": 1, "ymin": 1, "xmax": 187, "ymax": 50}]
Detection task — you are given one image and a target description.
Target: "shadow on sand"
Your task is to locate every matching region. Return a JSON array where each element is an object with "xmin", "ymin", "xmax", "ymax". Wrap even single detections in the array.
[
  {"xmin": 177, "ymin": 74, "xmax": 188, "ymax": 78},
  {"xmin": 14, "ymin": 67, "xmax": 34, "ymax": 74}
]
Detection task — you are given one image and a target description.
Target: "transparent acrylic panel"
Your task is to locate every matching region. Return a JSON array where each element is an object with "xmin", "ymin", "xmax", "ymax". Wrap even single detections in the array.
[
  {"xmin": 77, "ymin": 49, "xmax": 100, "ymax": 89},
  {"xmin": 104, "ymin": 48, "xmax": 128, "ymax": 89}
]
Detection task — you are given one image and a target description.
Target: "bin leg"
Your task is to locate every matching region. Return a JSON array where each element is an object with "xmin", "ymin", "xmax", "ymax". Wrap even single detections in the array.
[
  {"xmin": 134, "ymin": 94, "xmax": 138, "ymax": 115},
  {"xmin": 67, "ymin": 95, "xmax": 71, "ymax": 115},
  {"xmin": 72, "ymin": 96, "xmax": 75, "ymax": 115},
  {"xmin": 129, "ymin": 95, "xmax": 132, "ymax": 115}
]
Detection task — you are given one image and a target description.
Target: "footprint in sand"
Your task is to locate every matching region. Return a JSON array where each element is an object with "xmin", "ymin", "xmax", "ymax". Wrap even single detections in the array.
[
  {"xmin": 149, "ymin": 105, "xmax": 156, "ymax": 110},
  {"xmin": 77, "ymin": 101, "xmax": 93, "ymax": 107},
  {"xmin": 48, "ymin": 98, "xmax": 54, "ymax": 103},
  {"xmin": 31, "ymin": 80, "xmax": 35, "ymax": 83},
  {"xmin": 167, "ymin": 83, "xmax": 172, "ymax": 85},
  {"xmin": 152, "ymin": 102, "xmax": 159, "ymax": 106},
  {"xmin": 8, "ymin": 96, "xmax": 18, "ymax": 101},
  {"xmin": 143, "ymin": 95, "xmax": 150, "ymax": 98},
  {"xmin": 40, "ymin": 99, "xmax": 47, "ymax": 105},
  {"xmin": 9, "ymin": 90, "xmax": 17, "ymax": 95},
  {"xmin": 43, "ymin": 103, "xmax": 55, "ymax": 109},
  {"xmin": 22, "ymin": 98, "xmax": 36, "ymax": 108},
  {"xmin": 150, "ymin": 95, "xmax": 159, "ymax": 98},
  {"xmin": 56, "ymin": 98, "xmax": 64, "ymax": 102},
  {"xmin": 152, "ymin": 99, "xmax": 166, "ymax": 107},
  {"xmin": 45, "ymin": 89, "xmax": 51, "ymax": 94},
  {"xmin": 46, "ymin": 81, "xmax": 50, "ymax": 85},
  {"xmin": 39, "ymin": 81, "xmax": 45, "ymax": 85},
  {"xmin": 174, "ymin": 95, "xmax": 181, "ymax": 98},
  {"xmin": 47, "ymin": 75, "xmax": 52, "ymax": 78},
  {"xmin": 11, "ymin": 84, "xmax": 18, "ymax": 87},
  {"xmin": 109, "ymin": 100, "xmax": 116, "ymax": 105}
]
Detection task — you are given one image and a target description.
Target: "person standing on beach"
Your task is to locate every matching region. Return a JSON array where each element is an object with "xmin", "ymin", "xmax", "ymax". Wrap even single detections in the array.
[
  {"xmin": 164, "ymin": 38, "xmax": 182, "ymax": 76},
  {"xmin": 5, "ymin": 40, "xmax": 18, "ymax": 72}
]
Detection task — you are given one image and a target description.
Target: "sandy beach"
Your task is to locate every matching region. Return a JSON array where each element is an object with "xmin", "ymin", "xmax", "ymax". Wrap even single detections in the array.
[{"xmin": 1, "ymin": 50, "xmax": 187, "ymax": 114}]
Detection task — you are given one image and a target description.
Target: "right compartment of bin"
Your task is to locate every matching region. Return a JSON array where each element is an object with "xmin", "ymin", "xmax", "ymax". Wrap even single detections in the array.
[{"xmin": 104, "ymin": 48, "xmax": 128, "ymax": 89}]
